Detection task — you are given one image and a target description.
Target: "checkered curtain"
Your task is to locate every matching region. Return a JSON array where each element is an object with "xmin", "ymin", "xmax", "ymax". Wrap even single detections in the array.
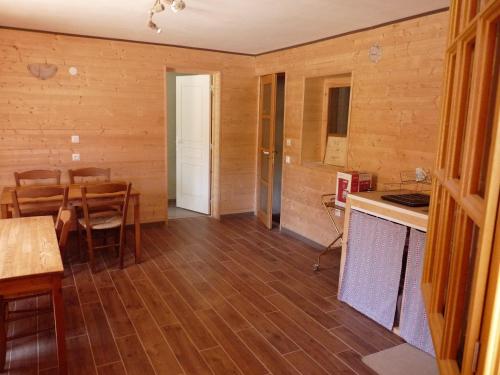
[
  {"xmin": 339, "ymin": 210, "xmax": 407, "ymax": 330},
  {"xmin": 400, "ymin": 228, "xmax": 435, "ymax": 356}
]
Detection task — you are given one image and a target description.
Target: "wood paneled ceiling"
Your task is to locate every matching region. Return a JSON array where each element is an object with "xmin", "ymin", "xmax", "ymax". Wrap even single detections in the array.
[{"xmin": 0, "ymin": 0, "xmax": 449, "ymax": 55}]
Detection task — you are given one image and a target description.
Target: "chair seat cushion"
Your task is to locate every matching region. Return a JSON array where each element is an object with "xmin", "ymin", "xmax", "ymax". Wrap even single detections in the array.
[{"xmin": 79, "ymin": 214, "xmax": 122, "ymax": 230}]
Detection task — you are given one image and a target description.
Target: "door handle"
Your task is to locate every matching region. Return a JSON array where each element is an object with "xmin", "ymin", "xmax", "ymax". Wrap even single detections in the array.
[{"xmin": 263, "ymin": 150, "xmax": 270, "ymax": 155}]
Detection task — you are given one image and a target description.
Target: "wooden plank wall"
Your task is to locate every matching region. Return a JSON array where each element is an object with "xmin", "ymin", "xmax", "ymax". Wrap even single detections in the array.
[
  {"xmin": 301, "ymin": 76, "xmax": 324, "ymax": 163},
  {"xmin": 255, "ymin": 11, "xmax": 449, "ymax": 245},
  {"xmin": 0, "ymin": 30, "xmax": 257, "ymax": 222}
]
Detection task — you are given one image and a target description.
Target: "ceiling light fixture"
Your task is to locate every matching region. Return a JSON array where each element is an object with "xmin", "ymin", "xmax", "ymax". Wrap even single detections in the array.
[
  {"xmin": 170, "ymin": 0, "xmax": 186, "ymax": 13},
  {"xmin": 151, "ymin": 0, "xmax": 165, "ymax": 13},
  {"xmin": 147, "ymin": 0, "xmax": 186, "ymax": 34},
  {"xmin": 148, "ymin": 19, "xmax": 162, "ymax": 34}
]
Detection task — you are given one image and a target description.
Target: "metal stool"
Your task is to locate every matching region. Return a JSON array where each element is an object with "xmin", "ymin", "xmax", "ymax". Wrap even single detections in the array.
[{"xmin": 313, "ymin": 193, "xmax": 344, "ymax": 271}]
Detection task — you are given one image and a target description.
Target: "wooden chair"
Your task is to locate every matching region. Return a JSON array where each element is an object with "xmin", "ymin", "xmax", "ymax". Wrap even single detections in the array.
[
  {"xmin": 78, "ymin": 182, "xmax": 132, "ymax": 270},
  {"xmin": 11, "ymin": 185, "xmax": 69, "ymax": 218},
  {"xmin": 68, "ymin": 167, "xmax": 111, "ymax": 184},
  {"xmin": 55, "ymin": 207, "xmax": 75, "ymax": 261},
  {"xmin": 14, "ymin": 169, "xmax": 61, "ymax": 186},
  {"xmin": 0, "ymin": 207, "xmax": 73, "ymax": 370}
]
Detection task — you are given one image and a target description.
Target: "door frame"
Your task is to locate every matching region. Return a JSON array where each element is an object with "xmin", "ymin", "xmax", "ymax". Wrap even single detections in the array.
[{"xmin": 164, "ymin": 67, "xmax": 222, "ymax": 221}]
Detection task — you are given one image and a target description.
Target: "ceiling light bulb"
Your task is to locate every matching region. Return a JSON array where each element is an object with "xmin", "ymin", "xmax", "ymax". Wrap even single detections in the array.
[
  {"xmin": 151, "ymin": 0, "xmax": 165, "ymax": 13},
  {"xmin": 170, "ymin": 0, "xmax": 186, "ymax": 13},
  {"xmin": 148, "ymin": 20, "xmax": 162, "ymax": 34}
]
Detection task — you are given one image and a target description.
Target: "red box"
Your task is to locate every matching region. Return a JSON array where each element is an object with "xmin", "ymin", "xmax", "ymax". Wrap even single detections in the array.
[{"xmin": 335, "ymin": 171, "xmax": 373, "ymax": 207}]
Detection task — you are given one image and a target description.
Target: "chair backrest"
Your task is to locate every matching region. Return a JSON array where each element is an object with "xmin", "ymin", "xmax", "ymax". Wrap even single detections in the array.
[
  {"xmin": 14, "ymin": 169, "xmax": 61, "ymax": 187},
  {"xmin": 11, "ymin": 185, "xmax": 69, "ymax": 218},
  {"xmin": 80, "ymin": 182, "xmax": 132, "ymax": 230},
  {"xmin": 68, "ymin": 167, "xmax": 111, "ymax": 184},
  {"xmin": 55, "ymin": 207, "xmax": 74, "ymax": 252}
]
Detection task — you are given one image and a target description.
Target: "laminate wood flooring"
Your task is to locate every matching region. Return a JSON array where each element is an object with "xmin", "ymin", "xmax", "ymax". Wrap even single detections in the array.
[{"xmin": 3, "ymin": 214, "xmax": 403, "ymax": 374}]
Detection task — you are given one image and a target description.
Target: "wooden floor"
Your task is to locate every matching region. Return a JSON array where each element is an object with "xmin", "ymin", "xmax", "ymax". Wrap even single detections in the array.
[{"xmin": 3, "ymin": 214, "xmax": 403, "ymax": 374}]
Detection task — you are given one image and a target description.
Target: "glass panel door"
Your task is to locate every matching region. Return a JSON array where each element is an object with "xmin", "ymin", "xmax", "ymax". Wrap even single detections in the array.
[
  {"xmin": 422, "ymin": 2, "xmax": 500, "ymax": 374},
  {"xmin": 257, "ymin": 75, "xmax": 276, "ymax": 228}
]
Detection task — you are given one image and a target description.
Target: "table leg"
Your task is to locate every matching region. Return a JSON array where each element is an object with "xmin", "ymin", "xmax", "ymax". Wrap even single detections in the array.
[
  {"xmin": 134, "ymin": 195, "xmax": 141, "ymax": 264},
  {"xmin": 52, "ymin": 279, "xmax": 67, "ymax": 375},
  {"xmin": 0, "ymin": 297, "xmax": 5, "ymax": 371},
  {"xmin": 0, "ymin": 204, "xmax": 7, "ymax": 220}
]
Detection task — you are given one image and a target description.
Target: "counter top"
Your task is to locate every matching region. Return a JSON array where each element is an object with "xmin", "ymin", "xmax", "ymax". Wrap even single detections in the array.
[{"xmin": 347, "ymin": 190, "xmax": 429, "ymax": 232}]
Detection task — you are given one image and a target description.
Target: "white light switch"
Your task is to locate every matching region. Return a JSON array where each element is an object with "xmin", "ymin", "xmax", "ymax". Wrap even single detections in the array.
[
  {"xmin": 71, "ymin": 135, "xmax": 80, "ymax": 144},
  {"xmin": 72, "ymin": 153, "xmax": 80, "ymax": 161},
  {"xmin": 286, "ymin": 138, "xmax": 292, "ymax": 146},
  {"xmin": 285, "ymin": 155, "xmax": 291, "ymax": 164}
]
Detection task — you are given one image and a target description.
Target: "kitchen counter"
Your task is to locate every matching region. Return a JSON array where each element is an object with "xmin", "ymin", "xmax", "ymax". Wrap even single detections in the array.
[
  {"xmin": 347, "ymin": 190, "xmax": 429, "ymax": 232},
  {"xmin": 337, "ymin": 189, "xmax": 433, "ymax": 349},
  {"xmin": 339, "ymin": 190, "xmax": 430, "ymax": 287}
]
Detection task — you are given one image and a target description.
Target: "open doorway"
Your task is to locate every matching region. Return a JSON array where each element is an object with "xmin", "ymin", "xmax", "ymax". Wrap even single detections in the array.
[
  {"xmin": 166, "ymin": 72, "xmax": 212, "ymax": 220},
  {"xmin": 272, "ymin": 73, "xmax": 285, "ymax": 225},
  {"xmin": 256, "ymin": 72, "xmax": 285, "ymax": 229}
]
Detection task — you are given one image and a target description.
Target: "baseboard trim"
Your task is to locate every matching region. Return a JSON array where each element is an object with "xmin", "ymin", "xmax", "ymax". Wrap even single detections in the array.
[
  {"xmin": 137, "ymin": 221, "xmax": 166, "ymax": 228},
  {"xmin": 220, "ymin": 211, "xmax": 255, "ymax": 219},
  {"xmin": 279, "ymin": 226, "xmax": 324, "ymax": 250}
]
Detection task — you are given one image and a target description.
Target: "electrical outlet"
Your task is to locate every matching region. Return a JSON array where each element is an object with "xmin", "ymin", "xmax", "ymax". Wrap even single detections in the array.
[
  {"xmin": 286, "ymin": 138, "xmax": 292, "ymax": 146},
  {"xmin": 72, "ymin": 153, "xmax": 80, "ymax": 161},
  {"xmin": 416, "ymin": 167, "xmax": 426, "ymax": 182},
  {"xmin": 285, "ymin": 155, "xmax": 291, "ymax": 164},
  {"xmin": 71, "ymin": 135, "xmax": 80, "ymax": 144}
]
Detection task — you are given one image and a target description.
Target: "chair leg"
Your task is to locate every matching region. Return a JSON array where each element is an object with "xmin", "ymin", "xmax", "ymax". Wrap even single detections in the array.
[
  {"xmin": 77, "ymin": 224, "xmax": 83, "ymax": 261},
  {"xmin": 119, "ymin": 242, "xmax": 124, "ymax": 269},
  {"xmin": 86, "ymin": 228, "xmax": 95, "ymax": 272},
  {"xmin": 114, "ymin": 229, "xmax": 119, "ymax": 257},
  {"xmin": 0, "ymin": 298, "xmax": 6, "ymax": 371},
  {"xmin": 60, "ymin": 244, "xmax": 66, "ymax": 265},
  {"xmin": 119, "ymin": 229, "xmax": 125, "ymax": 269},
  {"xmin": 52, "ymin": 282, "xmax": 67, "ymax": 374},
  {"xmin": 103, "ymin": 229, "xmax": 108, "ymax": 248}
]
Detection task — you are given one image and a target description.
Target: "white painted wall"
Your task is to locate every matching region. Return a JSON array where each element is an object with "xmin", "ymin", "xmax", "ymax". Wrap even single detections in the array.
[{"xmin": 167, "ymin": 72, "xmax": 177, "ymax": 200}]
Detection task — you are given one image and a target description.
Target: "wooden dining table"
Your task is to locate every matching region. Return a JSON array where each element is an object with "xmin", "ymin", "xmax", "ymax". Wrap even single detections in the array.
[
  {"xmin": 0, "ymin": 216, "xmax": 67, "ymax": 373},
  {"xmin": 0, "ymin": 183, "xmax": 142, "ymax": 264}
]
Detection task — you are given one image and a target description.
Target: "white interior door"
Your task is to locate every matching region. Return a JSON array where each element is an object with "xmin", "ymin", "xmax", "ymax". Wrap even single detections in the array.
[{"xmin": 176, "ymin": 75, "xmax": 211, "ymax": 214}]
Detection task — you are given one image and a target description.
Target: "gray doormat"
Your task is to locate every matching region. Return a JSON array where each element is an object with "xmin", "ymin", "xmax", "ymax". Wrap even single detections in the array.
[{"xmin": 362, "ymin": 344, "xmax": 439, "ymax": 375}]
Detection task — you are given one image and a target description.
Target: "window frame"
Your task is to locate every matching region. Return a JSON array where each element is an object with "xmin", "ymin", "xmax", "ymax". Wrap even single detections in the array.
[{"xmin": 321, "ymin": 75, "xmax": 353, "ymax": 166}]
